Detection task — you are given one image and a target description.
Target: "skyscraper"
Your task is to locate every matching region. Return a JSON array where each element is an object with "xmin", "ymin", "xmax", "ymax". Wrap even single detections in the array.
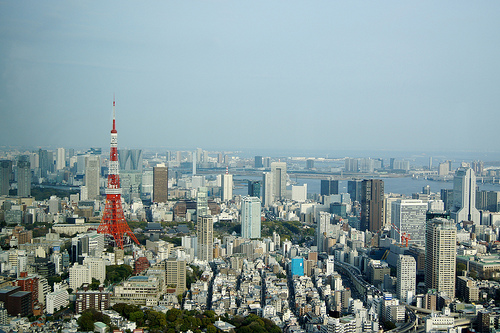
[
  {"xmin": 0, "ymin": 160, "xmax": 13, "ymax": 196},
  {"xmin": 84, "ymin": 155, "xmax": 100, "ymax": 200},
  {"xmin": 153, "ymin": 164, "xmax": 168, "ymax": 203},
  {"xmin": 347, "ymin": 180, "xmax": 363, "ymax": 203},
  {"xmin": 321, "ymin": 179, "xmax": 339, "ymax": 196},
  {"xmin": 241, "ymin": 196, "xmax": 261, "ymax": 239},
  {"xmin": 221, "ymin": 173, "xmax": 233, "ymax": 201},
  {"xmin": 38, "ymin": 149, "xmax": 51, "ymax": 178},
  {"xmin": 391, "ymin": 199, "xmax": 427, "ymax": 246},
  {"xmin": 262, "ymin": 172, "xmax": 273, "ymax": 207},
  {"xmin": 425, "ymin": 217, "xmax": 456, "ymax": 299},
  {"xmin": 254, "ymin": 156, "xmax": 263, "ymax": 168},
  {"xmin": 196, "ymin": 187, "xmax": 209, "ymax": 217},
  {"xmin": 248, "ymin": 180, "xmax": 261, "ymax": 197},
  {"xmin": 271, "ymin": 162, "xmax": 287, "ymax": 201},
  {"xmin": 56, "ymin": 148, "xmax": 65, "ymax": 170},
  {"xmin": 451, "ymin": 167, "xmax": 480, "ymax": 225},
  {"xmin": 316, "ymin": 211, "xmax": 332, "ymax": 253},
  {"xmin": 17, "ymin": 157, "xmax": 31, "ymax": 197},
  {"xmin": 397, "ymin": 255, "xmax": 416, "ymax": 303},
  {"xmin": 197, "ymin": 215, "xmax": 213, "ymax": 262},
  {"xmin": 361, "ymin": 179, "xmax": 384, "ymax": 232}
]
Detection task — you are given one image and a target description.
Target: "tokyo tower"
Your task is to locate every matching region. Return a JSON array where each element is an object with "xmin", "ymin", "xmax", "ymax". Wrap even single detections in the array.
[{"xmin": 97, "ymin": 98, "xmax": 140, "ymax": 249}]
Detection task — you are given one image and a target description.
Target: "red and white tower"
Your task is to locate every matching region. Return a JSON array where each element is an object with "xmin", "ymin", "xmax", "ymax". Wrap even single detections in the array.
[{"xmin": 97, "ymin": 98, "xmax": 139, "ymax": 249}]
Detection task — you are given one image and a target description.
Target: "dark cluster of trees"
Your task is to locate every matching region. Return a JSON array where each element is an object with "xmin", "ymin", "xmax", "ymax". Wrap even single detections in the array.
[
  {"xmin": 261, "ymin": 220, "xmax": 315, "ymax": 240},
  {"xmin": 107, "ymin": 304, "xmax": 280, "ymax": 333},
  {"xmin": 105, "ymin": 264, "xmax": 133, "ymax": 284}
]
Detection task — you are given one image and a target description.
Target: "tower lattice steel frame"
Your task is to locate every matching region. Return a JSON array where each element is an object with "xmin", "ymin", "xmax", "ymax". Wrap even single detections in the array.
[{"xmin": 97, "ymin": 99, "xmax": 139, "ymax": 249}]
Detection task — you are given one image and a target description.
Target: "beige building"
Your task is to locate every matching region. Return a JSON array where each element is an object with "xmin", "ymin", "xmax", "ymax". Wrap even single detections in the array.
[
  {"xmin": 425, "ymin": 218, "xmax": 456, "ymax": 299},
  {"xmin": 165, "ymin": 259, "xmax": 186, "ymax": 295},
  {"xmin": 197, "ymin": 215, "xmax": 213, "ymax": 262},
  {"xmin": 112, "ymin": 275, "xmax": 161, "ymax": 306}
]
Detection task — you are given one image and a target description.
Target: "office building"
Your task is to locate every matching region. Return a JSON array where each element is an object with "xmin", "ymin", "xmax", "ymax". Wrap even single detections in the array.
[
  {"xmin": 197, "ymin": 215, "xmax": 213, "ymax": 262},
  {"xmin": 241, "ymin": 196, "xmax": 261, "ymax": 239},
  {"xmin": 0, "ymin": 160, "xmax": 12, "ymax": 195},
  {"xmin": 248, "ymin": 180, "xmax": 261, "ymax": 197},
  {"xmin": 306, "ymin": 159, "xmax": 314, "ymax": 170},
  {"xmin": 451, "ymin": 167, "xmax": 480, "ymax": 225},
  {"xmin": 271, "ymin": 162, "xmax": 287, "ymax": 201},
  {"xmin": 153, "ymin": 164, "xmax": 168, "ymax": 203},
  {"xmin": 397, "ymin": 255, "xmax": 416, "ymax": 303},
  {"xmin": 165, "ymin": 259, "xmax": 186, "ymax": 295},
  {"xmin": 425, "ymin": 218, "xmax": 457, "ymax": 299},
  {"xmin": 46, "ymin": 289, "xmax": 69, "ymax": 314},
  {"xmin": 361, "ymin": 179, "xmax": 384, "ymax": 232},
  {"xmin": 118, "ymin": 149, "xmax": 143, "ymax": 172},
  {"xmin": 38, "ymin": 149, "xmax": 51, "ymax": 178},
  {"xmin": 440, "ymin": 189, "xmax": 454, "ymax": 212},
  {"xmin": 221, "ymin": 173, "xmax": 233, "ymax": 201},
  {"xmin": 17, "ymin": 156, "xmax": 31, "ymax": 197},
  {"xmin": 83, "ymin": 257, "xmax": 106, "ymax": 284},
  {"xmin": 84, "ymin": 155, "xmax": 100, "ymax": 200},
  {"xmin": 291, "ymin": 184, "xmax": 307, "ymax": 202},
  {"xmin": 254, "ymin": 156, "xmax": 263, "ymax": 168},
  {"xmin": 347, "ymin": 180, "xmax": 362, "ymax": 203},
  {"xmin": 69, "ymin": 263, "xmax": 91, "ymax": 290},
  {"xmin": 321, "ymin": 179, "xmax": 339, "ymax": 196},
  {"xmin": 113, "ymin": 276, "xmax": 161, "ymax": 306},
  {"xmin": 262, "ymin": 172, "xmax": 273, "ymax": 207},
  {"xmin": 391, "ymin": 199, "xmax": 427, "ymax": 246},
  {"xmin": 291, "ymin": 257, "xmax": 304, "ymax": 276}
]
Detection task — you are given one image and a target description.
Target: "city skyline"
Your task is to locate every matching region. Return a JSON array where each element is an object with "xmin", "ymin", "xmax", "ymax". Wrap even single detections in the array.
[{"xmin": 1, "ymin": 2, "xmax": 500, "ymax": 152}]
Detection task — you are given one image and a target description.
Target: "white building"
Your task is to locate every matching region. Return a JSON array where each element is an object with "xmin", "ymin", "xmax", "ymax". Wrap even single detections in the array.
[
  {"xmin": 83, "ymin": 257, "xmax": 106, "ymax": 284},
  {"xmin": 396, "ymin": 255, "xmax": 416, "ymax": 303},
  {"xmin": 262, "ymin": 172, "xmax": 273, "ymax": 207},
  {"xmin": 292, "ymin": 184, "xmax": 307, "ymax": 203},
  {"xmin": 221, "ymin": 173, "xmax": 233, "ymax": 201},
  {"xmin": 69, "ymin": 263, "xmax": 91, "ymax": 290},
  {"xmin": 391, "ymin": 199, "xmax": 427, "ymax": 246},
  {"xmin": 241, "ymin": 196, "xmax": 262, "ymax": 239},
  {"xmin": 271, "ymin": 162, "xmax": 287, "ymax": 201},
  {"xmin": 317, "ymin": 212, "xmax": 332, "ymax": 253},
  {"xmin": 84, "ymin": 155, "xmax": 100, "ymax": 200},
  {"xmin": 451, "ymin": 167, "xmax": 480, "ymax": 225},
  {"xmin": 46, "ymin": 289, "xmax": 69, "ymax": 314},
  {"xmin": 56, "ymin": 148, "xmax": 65, "ymax": 170}
]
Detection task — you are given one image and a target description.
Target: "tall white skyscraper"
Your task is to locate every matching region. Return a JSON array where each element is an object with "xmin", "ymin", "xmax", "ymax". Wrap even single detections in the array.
[
  {"xmin": 397, "ymin": 255, "xmax": 416, "ymax": 303},
  {"xmin": 451, "ymin": 167, "xmax": 480, "ymax": 225},
  {"xmin": 317, "ymin": 211, "xmax": 332, "ymax": 253},
  {"xmin": 197, "ymin": 215, "xmax": 213, "ymax": 262},
  {"xmin": 262, "ymin": 172, "xmax": 273, "ymax": 207},
  {"xmin": 221, "ymin": 173, "xmax": 233, "ymax": 201},
  {"xmin": 425, "ymin": 218, "xmax": 457, "ymax": 299},
  {"xmin": 271, "ymin": 162, "xmax": 287, "ymax": 201},
  {"xmin": 56, "ymin": 148, "xmax": 65, "ymax": 170},
  {"xmin": 241, "ymin": 196, "xmax": 261, "ymax": 239},
  {"xmin": 84, "ymin": 155, "xmax": 100, "ymax": 200},
  {"xmin": 391, "ymin": 199, "xmax": 428, "ymax": 246}
]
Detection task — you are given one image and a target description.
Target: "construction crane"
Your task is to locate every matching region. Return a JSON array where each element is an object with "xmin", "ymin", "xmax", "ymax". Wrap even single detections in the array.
[{"xmin": 390, "ymin": 222, "xmax": 410, "ymax": 247}]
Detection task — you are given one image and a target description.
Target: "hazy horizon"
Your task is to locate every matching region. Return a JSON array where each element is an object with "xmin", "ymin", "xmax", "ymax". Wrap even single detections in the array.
[{"xmin": 1, "ymin": 1, "xmax": 499, "ymax": 152}]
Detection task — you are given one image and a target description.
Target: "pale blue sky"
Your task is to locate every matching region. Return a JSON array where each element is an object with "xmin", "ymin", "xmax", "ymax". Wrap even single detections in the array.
[{"xmin": 1, "ymin": 1, "xmax": 499, "ymax": 153}]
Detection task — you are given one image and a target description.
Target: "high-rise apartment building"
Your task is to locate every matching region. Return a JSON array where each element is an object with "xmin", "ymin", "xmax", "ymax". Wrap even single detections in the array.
[
  {"xmin": 321, "ymin": 179, "xmax": 339, "ymax": 196},
  {"xmin": 361, "ymin": 179, "xmax": 384, "ymax": 232},
  {"xmin": 0, "ymin": 160, "xmax": 12, "ymax": 195},
  {"xmin": 196, "ymin": 187, "xmax": 209, "ymax": 217},
  {"xmin": 391, "ymin": 199, "xmax": 427, "ymax": 246},
  {"xmin": 317, "ymin": 211, "xmax": 332, "ymax": 253},
  {"xmin": 221, "ymin": 173, "xmax": 233, "ymax": 201},
  {"xmin": 262, "ymin": 172, "xmax": 273, "ymax": 207},
  {"xmin": 17, "ymin": 157, "xmax": 31, "ymax": 197},
  {"xmin": 397, "ymin": 255, "xmax": 416, "ymax": 303},
  {"xmin": 56, "ymin": 148, "xmax": 65, "ymax": 170},
  {"xmin": 425, "ymin": 218, "xmax": 456, "ymax": 299},
  {"xmin": 153, "ymin": 164, "xmax": 168, "ymax": 203},
  {"xmin": 271, "ymin": 162, "xmax": 287, "ymax": 201},
  {"xmin": 241, "ymin": 196, "xmax": 261, "ymax": 239},
  {"xmin": 84, "ymin": 155, "xmax": 100, "ymax": 200},
  {"xmin": 197, "ymin": 215, "xmax": 213, "ymax": 262},
  {"xmin": 451, "ymin": 167, "xmax": 480, "ymax": 225}
]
